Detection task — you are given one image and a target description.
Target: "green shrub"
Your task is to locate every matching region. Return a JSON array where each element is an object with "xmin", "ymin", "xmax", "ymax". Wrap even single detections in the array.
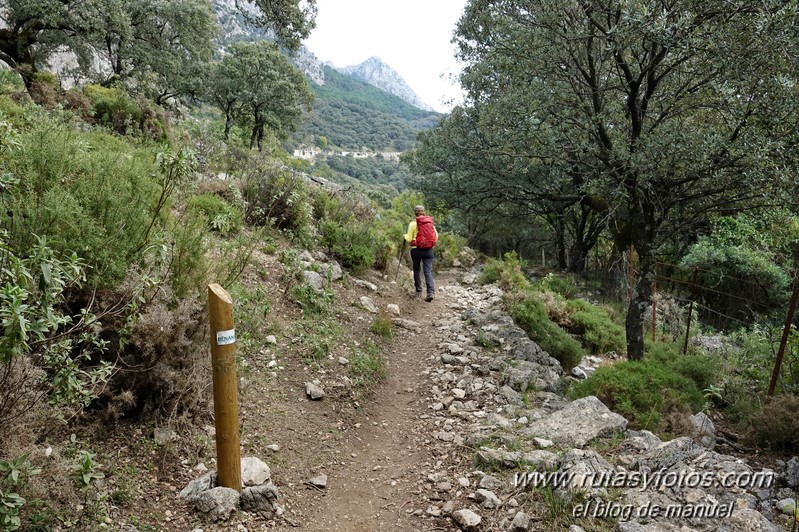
[
  {"xmin": 166, "ymin": 213, "xmax": 210, "ymax": 301},
  {"xmin": 312, "ymin": 190, "xmax": 394, "ymax": 272},
  {"xmin": 538, "ymin": 273, "xmax": 578, "ymax": 298},
  {"xmin": 370, "ymin": 313, "xmax": 395, "ymax": 340},
  {"xmin": 289, "ymin": 283, "xmax": 333, "ymax": 315},
  {"xmin": 568, "ymin": 358, "xmax": 704, "ymax": 434},
  {"xmin": 647, "ymin": 341, "xmax": 719, "ymax": 392},
  {"xmin": 0, "ymin": 96, "xmax": 27, "ymax": 126},
  {"xmin": 479, "ymin": 251, "xmax": 531, "ymax": 292},
  {"xmin": 709, "ymin": 325, "xmax": 798, "ymax": 452},
  {"xmin": 508, "ymin": 294, "xmax": 583, "ymax": 370},
  {"xmin": 0, "ymin": 70, "xmax": 24, "ymax": 94},
  {"xmin": 565, "ymin": 299, "xmax": 626, "ymax": 354},
  {"xmin": 349, "ymin": 340, "xmax": 387, "ymax": 389},
  {"xmin": 680, "ymin": 213, "xmax": 793, "ymax": 329},
  {"xmin": 320, "ymin": 219, "xmax": 379, "ymax": 273},
  {"xmin": 3, "ymin": 116, "xmax": 174, "ymax": 287},
  {"xmin": 83, "ymin": 85, "xmax": 168, "ymax": 140},
  {"xmin": 243, "ymin": 165, "xmax": 312, "ymax": 240},
  {"xmin": 0, "ymin": 235, "xmax": 114, "ymax": 425},
  {"xmin": 187, "ymin": 194, "xmax": 243, "ymax": 234},
  {"xmin": 434, "ymin": 232, "xmax": 468, "ymax": 269},
  {"xmin": 743, "ymin": 394, "xmax": 799, "ymax": 452},
  {"xmin": 0, "ymin": 454, "xmax": 41, "ymax": 531},
  {"xmin": 230, "ymin": 283, "xmax": 272, "ymax": 352},
  {"xmin": 292, "ymin": 318, "xmax": 341, "ymax": 365},
  {"xmin": 71, "ymin": 451, "xmax": 104, "ymax": 490}
]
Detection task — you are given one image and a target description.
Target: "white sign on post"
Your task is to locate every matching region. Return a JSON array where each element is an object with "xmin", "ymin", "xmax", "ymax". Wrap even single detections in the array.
[{"xmin": 216, "ymin": 329, "xmax": 236, "ymax": 345}]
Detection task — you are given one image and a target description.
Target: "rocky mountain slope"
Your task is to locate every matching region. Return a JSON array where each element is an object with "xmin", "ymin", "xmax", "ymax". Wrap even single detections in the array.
[
  {"xmin": 211, "ymin": 1, "xmax": 434, "ymax": 111},
  {"xmin": 339, "ymin": 56, "xmax": 435, "ymax": 112}
]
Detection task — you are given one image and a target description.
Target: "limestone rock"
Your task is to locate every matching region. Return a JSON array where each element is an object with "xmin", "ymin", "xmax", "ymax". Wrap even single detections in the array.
[
  {"xmin": 510, "ymin": 510, "xmax": 531, "ymax": 532},
  {"xmin": 180, "ymin": 471, "xmax": 217, "ymax": 500},
  {"xmin": 241, "ymin": 456, "xmax": 271, "ymax": 486},
  {"xmin": 783, "ymin": 456, "xmax": 799, "ymax": 488},
  {"xmin": 393, "ymin": 318, "xmax": 422, "ymax": 333},
  {"xmin": 301, "ymin": 271, "xmax": 325, "ymax": 293},
  {"xmin": 309, "ymin": 474, "xmax": 328, "ymax": 488},
  {"xmin": 359, "ymin": 296, "xmax": 379, "ymax": 313},
  {"xmin": 353, "ymin": 278, "xmax": 378, "ymax": 291},
  {"xmin": 240, "ymin": 483, "xmax": 279, "ymax": 514},
  {"xmin": 474, "ymin": 488, "xmax": 502, "ymax": 509},
  {"xmin": 520, "ymin": 396, "xmax": 628, "ymax": 447},
  {"xmin": 452, "ymin": 508, "xmax": 482, "ymax": 531},
  {"xmin": 192, "ymin": 486, "xmax": 240, "ymax": 521},
  {"xmin": 689, "ymin": 411, "xmax": 716, "ymax": 449},
  {"xmin": 305, "ymin": 381, "xmax": 325, "ymax": 400}
]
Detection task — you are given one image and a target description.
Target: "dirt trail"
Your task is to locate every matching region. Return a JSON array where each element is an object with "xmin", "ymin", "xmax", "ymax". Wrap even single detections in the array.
[{"xmin": 280, "ymin": 276, "xmax": 456, "ymax": 531}]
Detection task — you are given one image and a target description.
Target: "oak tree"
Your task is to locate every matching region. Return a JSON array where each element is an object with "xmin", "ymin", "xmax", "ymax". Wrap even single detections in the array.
[{"xmin": 413, "ymin": 0, "xmax": 799, "ymax": 360}]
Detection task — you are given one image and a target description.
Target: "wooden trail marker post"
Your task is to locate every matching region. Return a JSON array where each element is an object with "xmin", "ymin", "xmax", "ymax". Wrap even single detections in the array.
[{"xmin": 207, "ymin": 283, "xmax": 242, "ymax": 491}]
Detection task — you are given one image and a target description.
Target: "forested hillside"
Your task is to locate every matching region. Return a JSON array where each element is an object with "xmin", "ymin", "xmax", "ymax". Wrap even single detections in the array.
[{"xmin": 292, "ymin": 66, "xmax": 441, "ymax": 151}]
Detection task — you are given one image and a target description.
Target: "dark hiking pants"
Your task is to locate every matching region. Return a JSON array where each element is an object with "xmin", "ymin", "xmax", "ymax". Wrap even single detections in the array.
[{"xmin": 411, "ymin": 247, "xmax": 435, "ymax": 295}]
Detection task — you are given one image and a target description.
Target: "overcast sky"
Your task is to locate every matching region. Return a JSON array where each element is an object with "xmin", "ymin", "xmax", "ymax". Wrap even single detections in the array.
[{"xmin": 303, "ymin": 0, "xmax": 468, "ymax": 113}]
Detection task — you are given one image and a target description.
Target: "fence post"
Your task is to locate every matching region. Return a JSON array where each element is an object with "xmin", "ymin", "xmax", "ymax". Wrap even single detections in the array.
[
  {"xmin": 682, "ymin": 268, "xmax": 699, "ymax": 355},
  {"xmin": 651, "ymin": 261, "xmax": 657, "ymax": 340},
  {"xmin": 207, "ymin": 283, "xmax": 242, "ymax": 490},
  {"xmin": 768, "ymin": 279, "xmax": 799, "ymax": 397},
  {"xmin": 682, "ymin": 301, "xmax": 694, "ymax": 355}
]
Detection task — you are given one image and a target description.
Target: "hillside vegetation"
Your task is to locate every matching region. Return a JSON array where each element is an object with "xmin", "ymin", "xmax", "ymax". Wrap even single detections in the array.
[
  {"xmin": 0, "ymin": 71, "xmax": 466, "ymax": 527},
  {"xmin": 293, "ymin": 66, "xmax": 441, "ymax": 151},
  {"xmin": 1, "ymin": 0, "xmax": 799, "ymax": 529}
]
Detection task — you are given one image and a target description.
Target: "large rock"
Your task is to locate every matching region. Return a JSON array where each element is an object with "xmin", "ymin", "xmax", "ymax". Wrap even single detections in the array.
[
  {"xmin": 393, "ymin": 318, "xmax": 421, "ymax": 333},
  {"xmin": 179, "ymin": 471, "xmax": 217, "ymax": 500},
  {"xmin": 240, "ymin": 483, "xmax": 279, "ymax": 514},
  {"xmin": 520, "ymin": 396, "xmax": 628, "ymax": 447},
  {"xmin": 305, "ymin": 381, "xmax": 325, "ymax": 400},
  {"xmin": 452, "ymin": 508, "xmax": 482, "ymax": 531},
  {"xmin": 689, "ymin": 412, "xmax": 716, "ymax": 449},
  {"xmin": 475, "ymin": 446, "xmax": 559, "ymax": 471},
  {"xmin": 359, "ymin": 296, "xmax": 379, "ymax": 313},
  {"xmin": 301, "ymin": 270, "xmax": 325, "ymax": 293},
  {"xmin": 503, "ymin": 360, "xmax": 561, "ymax": 393},
  {"xmin": 317, "ymin": 260, "xmax": 342, "ymax": 281},
  {"xmin": 555, "ymin": 449, "xmax": 615, "ymax": 498},
  {"xmin": 621, "ymin": 437, "xmax": 778, "ymax": 530},
  {"xmin": 783, "ymin": 456, "xmax": 799, "ymax": 488},
  {"xmin": 192, "ymin": 486, "xmax": 240, "ymax": 521},
  {"xmin": 241, "ymin": 456, "xmax": 271, "ymax": 486}
]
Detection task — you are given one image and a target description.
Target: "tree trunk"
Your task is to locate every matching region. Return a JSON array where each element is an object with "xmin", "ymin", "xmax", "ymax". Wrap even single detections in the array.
[
  {"xmin": 555, "ymin": 216, "xmax": 567, "ymax": 269},
  {"xmin": 568, "ymin": 240, "xmax": 588, "ymax": 273},
  {"xmin": 625, "ymin": 244, "xmax": 656, "ymax": 361},
  {"xmin": 0, "ymin": 25, "xmax": 42, "ymax": 93},
  {"xmin": 256, "ymin": 124, "xmax": 264, "ymax": 152}
]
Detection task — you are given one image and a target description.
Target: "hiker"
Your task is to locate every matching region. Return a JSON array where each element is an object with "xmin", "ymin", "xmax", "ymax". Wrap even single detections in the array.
[{"xmin": 404, "ymin": 204, "xmax": 438, "ymax": 302}]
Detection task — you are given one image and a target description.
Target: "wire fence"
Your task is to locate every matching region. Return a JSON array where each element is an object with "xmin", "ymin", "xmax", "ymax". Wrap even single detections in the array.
[{"xmin": 581, "ymin": 248, "xmax": 798, "ymax": 396}]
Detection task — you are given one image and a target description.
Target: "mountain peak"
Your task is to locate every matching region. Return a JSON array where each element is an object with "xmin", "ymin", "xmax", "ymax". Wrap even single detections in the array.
[{"xmin": 339, "ymin": 57, "xmax": 435, "ymax": 112}]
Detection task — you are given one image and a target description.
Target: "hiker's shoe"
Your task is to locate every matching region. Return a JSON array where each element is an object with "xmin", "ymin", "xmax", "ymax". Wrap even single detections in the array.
[{"xmin": 425, "ymin": 294, "xmax": 435, "ymax": 302}]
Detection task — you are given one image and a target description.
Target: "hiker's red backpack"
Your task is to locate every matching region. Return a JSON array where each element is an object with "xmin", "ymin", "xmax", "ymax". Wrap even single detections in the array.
[{"xmin": 414, "ymin": 215, "xmax": 437, "ymax": 249}]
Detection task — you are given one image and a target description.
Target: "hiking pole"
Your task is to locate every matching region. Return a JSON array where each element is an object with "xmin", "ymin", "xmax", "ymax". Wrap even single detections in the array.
[{"xmin": 395, "ymin": 240, "xmax": 406, "ymax": 282}]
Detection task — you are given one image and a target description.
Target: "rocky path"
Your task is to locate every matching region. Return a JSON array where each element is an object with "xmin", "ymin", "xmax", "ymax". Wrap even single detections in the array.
[
  {"xmin": 277, "ymin": 273, "xmax": 470, "ymax": 531},
  {"xmin": 178, "ymin": 263, "xmax": 798, "ymax": 532}
]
